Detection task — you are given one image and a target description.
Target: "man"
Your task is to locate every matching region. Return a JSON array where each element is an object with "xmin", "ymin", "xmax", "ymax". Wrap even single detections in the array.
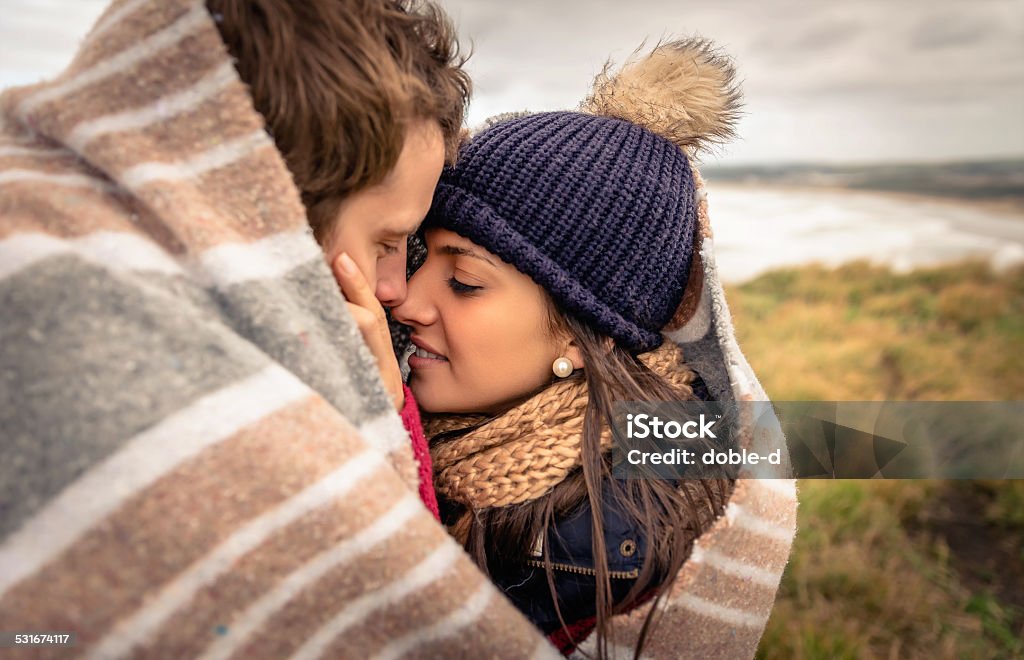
[
  {"xmin": 0, "ymin": 0, "xmax": 554, "ymax": 656},
  {"xmin": 209, "ymin": 0, "xmax": 466, "ymax": 409}
]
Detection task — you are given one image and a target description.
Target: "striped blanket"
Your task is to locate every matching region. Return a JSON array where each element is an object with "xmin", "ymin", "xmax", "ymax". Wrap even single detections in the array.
[
  {"xmin": 0, "ymin": 1, "xmax": 797, "ymax": 658},
  {"xmin": 0, "ymin": 1, "xmax": 552, "ymax": 657}
]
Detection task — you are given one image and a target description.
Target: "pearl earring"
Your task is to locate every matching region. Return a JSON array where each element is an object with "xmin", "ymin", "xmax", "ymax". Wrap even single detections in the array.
[{"xmin": 552, "ymin": 357, "xmax": 574, "ymax": 378}]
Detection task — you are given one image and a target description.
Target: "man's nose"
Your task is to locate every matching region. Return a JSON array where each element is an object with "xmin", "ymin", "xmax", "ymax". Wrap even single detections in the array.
[
  {"xmin": 391, "ymin": 269, "xmax": 434, "ymax": 327},
  {"xmin": 375, "ymin": 256, "xmax": 408, "ymax": 308}
]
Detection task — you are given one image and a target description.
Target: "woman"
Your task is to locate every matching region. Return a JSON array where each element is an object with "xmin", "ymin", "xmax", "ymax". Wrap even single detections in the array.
[
  {"xmin": 394, "ymin": 220, "xmax": 731, "ymax": 656},
  {"xmin": 343, "ymin": 38, "xmax": 796, "ymax": 659},
  {"xmin": 397, "ymin": 38, "xmax": 745, "ymax": 656}
]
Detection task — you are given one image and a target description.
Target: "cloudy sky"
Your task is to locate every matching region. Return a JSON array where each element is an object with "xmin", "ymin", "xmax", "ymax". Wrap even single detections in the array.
[{"xmin": 2, "ymin": 0, "xmax": 1022, "ymax": 164}]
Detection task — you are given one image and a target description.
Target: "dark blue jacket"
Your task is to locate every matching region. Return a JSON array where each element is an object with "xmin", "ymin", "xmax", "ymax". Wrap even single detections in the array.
[
  {"xmin": 473, "ymin": 374, "xmax": 710, "ymax": 635},
  {"xmin": 490, "ymin": 480, "xmax": 653, "ymax": 635}
]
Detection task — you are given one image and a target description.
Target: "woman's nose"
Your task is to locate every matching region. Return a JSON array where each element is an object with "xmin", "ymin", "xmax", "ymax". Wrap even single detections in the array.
[{"xmin": 391, "ymin": 269, "xmax": 435, "ymax": 327}]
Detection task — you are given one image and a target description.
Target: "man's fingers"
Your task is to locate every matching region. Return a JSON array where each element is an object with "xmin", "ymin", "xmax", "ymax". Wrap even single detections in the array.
[
  {"xmin": 333, "ymin": 254, "xmax": 402, "ymax": 410},
  {"xmin": 346, "ymin": 300, "xmax": 402, "ymax": 406},
  {"xmin": 346, "ymin": 302, "xmax": 391, "ymax": 352},
  {"xmin": 332, "ymin": 252, "xmax": 378, "ymax": 311},
  {"xmin": 345, "ymin": 302, "xmax": 378, "ymax": 337}
]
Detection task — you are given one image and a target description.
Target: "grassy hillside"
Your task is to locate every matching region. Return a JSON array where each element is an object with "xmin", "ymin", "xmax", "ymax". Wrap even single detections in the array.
[
  {"xmin": 731, "ymin": 259, "xmax": 1023, "ymax": 400},
  {"xmin": 725, "ymin": 260, "xmax": 1024, "ymax": 658}
]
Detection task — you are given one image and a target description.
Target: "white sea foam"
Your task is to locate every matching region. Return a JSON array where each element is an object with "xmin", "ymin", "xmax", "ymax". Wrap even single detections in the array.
[{"xmin": 709, "ymin": 186, "xmax": 1024, "ymax": 283}]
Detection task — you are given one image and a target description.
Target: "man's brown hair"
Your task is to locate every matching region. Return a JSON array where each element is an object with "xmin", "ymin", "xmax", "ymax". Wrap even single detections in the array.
[{"xmin": 206, "ymin": 0, "xmax": 471, "ymax": 239}]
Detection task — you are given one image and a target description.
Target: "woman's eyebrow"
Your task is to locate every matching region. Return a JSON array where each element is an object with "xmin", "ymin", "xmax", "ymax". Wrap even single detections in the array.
[{"xmin": 438, "ymin": 244, "xmax": 497, "ymax": 267}]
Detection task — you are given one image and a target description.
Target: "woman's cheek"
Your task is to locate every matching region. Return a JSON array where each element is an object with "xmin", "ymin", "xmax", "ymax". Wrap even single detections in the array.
[{"xmin": 447, "ymin": 331, "xmax": 504, "ymax": 409}]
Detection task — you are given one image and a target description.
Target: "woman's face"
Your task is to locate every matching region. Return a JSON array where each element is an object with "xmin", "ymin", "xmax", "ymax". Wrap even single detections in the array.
[{"xmin": 392, "ymin": 228, "xmax": 578, "ymax": 414}]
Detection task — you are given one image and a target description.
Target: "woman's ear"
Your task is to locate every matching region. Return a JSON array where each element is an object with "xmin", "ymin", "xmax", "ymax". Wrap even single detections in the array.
[{"xmin": 565, "ymin": 342, "xmax": 584, "ymax": 371}]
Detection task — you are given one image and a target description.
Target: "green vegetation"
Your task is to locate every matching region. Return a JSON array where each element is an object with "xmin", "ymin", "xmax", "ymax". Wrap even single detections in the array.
[{"xmin": 727, "ymin": 260, "xmax": 1024, "ymax": 659}]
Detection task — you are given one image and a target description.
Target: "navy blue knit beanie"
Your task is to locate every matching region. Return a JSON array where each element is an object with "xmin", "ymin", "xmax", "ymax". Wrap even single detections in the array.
[{"xmin": 425, "ymin": 111, "xmax": 697, "ymax": 352}]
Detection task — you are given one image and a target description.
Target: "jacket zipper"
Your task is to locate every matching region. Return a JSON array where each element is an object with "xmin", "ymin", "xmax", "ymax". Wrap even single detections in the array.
[{"xmin": 525, "ymin": 558, "xmax": 639, "ymax": 579}]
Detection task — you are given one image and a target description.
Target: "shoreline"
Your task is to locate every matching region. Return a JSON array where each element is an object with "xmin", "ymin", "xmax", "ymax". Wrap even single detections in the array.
[{"xmin": 704, "ymin": 181, "xmax": 1024, "ymax": 220}]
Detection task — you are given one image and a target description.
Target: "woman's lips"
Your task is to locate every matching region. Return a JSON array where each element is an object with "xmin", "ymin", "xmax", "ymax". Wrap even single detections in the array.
[{"xmin": 408, "ymin": 337, "xmax": 448, "ymax": 369}]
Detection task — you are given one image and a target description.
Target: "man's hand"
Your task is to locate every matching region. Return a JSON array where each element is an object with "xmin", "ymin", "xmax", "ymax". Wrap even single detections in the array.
[{"xmin": 332, "ymin": 253, "xmax": 404, "ymax": 411}]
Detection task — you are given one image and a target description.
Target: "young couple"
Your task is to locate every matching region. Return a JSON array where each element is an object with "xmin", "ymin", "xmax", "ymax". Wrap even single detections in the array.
[
  {"xmin": 320, "ymin": 20, "xmax": 769, "ymax": 658},
  {"xmin": 1, "ymin": 0, "xmax": 795, "ymax": 657}
]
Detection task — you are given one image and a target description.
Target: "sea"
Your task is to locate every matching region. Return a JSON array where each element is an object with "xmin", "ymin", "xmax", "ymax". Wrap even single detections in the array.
[{"xmin": 707, "ymin": 185, "xmax": 1024, "ymax": 284}]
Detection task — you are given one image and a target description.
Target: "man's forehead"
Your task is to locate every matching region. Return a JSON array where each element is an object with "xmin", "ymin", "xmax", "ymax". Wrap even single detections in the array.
[{"xmin": 380, "ymin": 216, "xmax": 423, "ymax": 237}]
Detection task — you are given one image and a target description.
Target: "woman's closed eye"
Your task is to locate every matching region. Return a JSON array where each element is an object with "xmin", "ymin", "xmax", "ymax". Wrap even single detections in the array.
[{"xmin": 447, "ymin": 276, "xmax": 482, "ymax": 295}]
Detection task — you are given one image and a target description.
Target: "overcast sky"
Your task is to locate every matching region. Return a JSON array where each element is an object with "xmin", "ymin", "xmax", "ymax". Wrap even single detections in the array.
[{"xmin": 2, "ymin": 0, "xmax": 1022, "ymax": 165}]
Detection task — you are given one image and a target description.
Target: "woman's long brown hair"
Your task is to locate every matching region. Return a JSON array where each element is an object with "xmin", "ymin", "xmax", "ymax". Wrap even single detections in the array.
[{"xmin": 435, "ymin": 306, "xmax": 733, "ymax": 659}]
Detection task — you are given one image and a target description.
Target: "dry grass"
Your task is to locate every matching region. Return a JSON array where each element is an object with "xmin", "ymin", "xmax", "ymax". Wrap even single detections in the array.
[
  {"xmin": 726, "ymin": 260, "xmax": 1024, "ymax": 659},
  {"xmin": 730, "ymin": 259, "xmax": 1024, "ymax": 401}
]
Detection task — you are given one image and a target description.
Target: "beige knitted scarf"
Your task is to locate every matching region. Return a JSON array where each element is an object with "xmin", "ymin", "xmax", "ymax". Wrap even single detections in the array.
[{"xmin": 426, "ymin": 341, "xmax": 697, "ymax": 512}]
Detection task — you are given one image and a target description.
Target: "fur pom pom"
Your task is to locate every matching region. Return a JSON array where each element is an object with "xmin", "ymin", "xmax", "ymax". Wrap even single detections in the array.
[{"xmin": 581, "ymin": 37, "xmax": 743, "ymax": 157}]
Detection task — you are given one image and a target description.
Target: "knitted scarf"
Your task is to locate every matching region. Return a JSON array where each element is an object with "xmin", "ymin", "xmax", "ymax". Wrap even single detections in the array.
[
  {"xmin": 427, "ymin": 342, "xmax": 696, "ymax": 511},
  {"xmin": 0, "ymin": 2, "xmax": 554, "ymax": 658}
]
